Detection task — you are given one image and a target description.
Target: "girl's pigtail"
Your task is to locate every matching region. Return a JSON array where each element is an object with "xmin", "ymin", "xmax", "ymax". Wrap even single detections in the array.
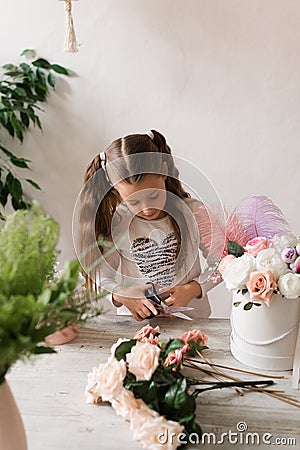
[{"xmin": 78, "ymin": 153, "xmax": 119, "ymax": 291}]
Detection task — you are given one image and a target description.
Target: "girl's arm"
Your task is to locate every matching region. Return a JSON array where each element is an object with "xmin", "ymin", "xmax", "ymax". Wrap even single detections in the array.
[{"xmin": 98, "ymin": 246, "xmax": 158, "ymax": 321}]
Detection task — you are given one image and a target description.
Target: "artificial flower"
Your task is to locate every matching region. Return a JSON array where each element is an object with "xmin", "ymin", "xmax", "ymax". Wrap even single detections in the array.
[
  {"xmin": 222, "ymin": 253, "xmax": 256, "ymax": 290},
  {"xmin": 247, "ymin": 270, "xmax": 276, "ymax": 306},
  {"xmin": 272, "ymin": 233, "xmax": 298, "ymax": 253},
  {"xmin": 134, "ymin": 324, "xmax": 160, "ymax": 341},
  {"xmin": 278, "ymin": 273, "xmax": 300, "ymax": 299},
  {"xmin": 138, "ymin": 415, "xmax": 184, "ymax": 450},
  {"xmin": 180, "ymin": 329, "xmax": 208, "ymax": 347},
  {"xmin": 163, "ymin": 347, "xmax": 186, "ymax": 369},
  {"xmin": 96, "ymin": 357, "xmax": 126, "ymax": 401},
  {"xmin": 111, "ymin": 387, "xmax": 140, "ymax": 421},
  {"xmin": 218, "ymin": 255, "xmax": 236, "ymax": 275},
  {"xmin": 281, "ymin": 246, "xmax": 297, "ymax": 264},
  {"xmin": 245, "ymin": 237, "xmax": 271, "ymax": 257},
  {"xmin": 255, "ymin": 248, "xmax": 288, "ymax": 280},
  {"xmin": 126, "ymin": 341, "xmax": 160, "ymax": 381},
  {"xmin": 84, "ymin": 367, "xmax": 102, "ymax": 405}
]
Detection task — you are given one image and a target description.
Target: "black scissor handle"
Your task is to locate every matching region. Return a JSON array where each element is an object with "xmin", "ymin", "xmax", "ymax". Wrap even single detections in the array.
[{"xmin": 144, "ymin": 282, "xmax": 162, "ymax": 306}]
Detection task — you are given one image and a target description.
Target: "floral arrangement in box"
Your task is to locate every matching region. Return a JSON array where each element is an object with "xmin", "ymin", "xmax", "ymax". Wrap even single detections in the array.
[
  {"xmin": 85, "ymin": 324, "xmax": 294, "ymax": 449},
  {"xmin": 196, "ymin": 195, "xmax": 300, "ymax": 309}
]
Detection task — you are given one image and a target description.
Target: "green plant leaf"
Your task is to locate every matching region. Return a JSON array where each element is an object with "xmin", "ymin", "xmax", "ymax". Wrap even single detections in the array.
[
  {"xmin": 228, "ymin": 240, "xmax": 245, "ymax": 257},
  {"xmin": 2, "ymin": 64, "xmax": 17, "ymax": 71},
  {"xmin": 114, "ymin": 339, "xmax": 136, "ymax": 360},
  {"xmin": 243, "ymin": 302, "xmax": 253, "ymax": 311},
  {"xmin": 164, "ymin": 338, "xmax": 184, "ymax": 356},
  {"xmin": 25, "ymin": 179, "xmax": 41, "ymax": 190},
  {"xmin": 10, "ymin": 157, "xmax": 31, "ymax": 169},
  {"xmin": 20, "ymin": 49, "xmax": 36, "ymax": 59},
  {"xmin": 233, "ymin": 301, "xmax": 241, "ymax": 307},
  {"xmin": 47, "ymin": 73, "xmax": 56, "ymax": 88},
  {"xmin": 51, "ymin": 64, "xmax": 69, "ymax": 75},
  {"xmin": 32, "ymin": 58, "xmax": 51, "ymax": 69}
]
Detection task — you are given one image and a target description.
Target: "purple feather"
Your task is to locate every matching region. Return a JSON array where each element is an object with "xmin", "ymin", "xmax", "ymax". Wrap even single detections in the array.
[{"xmin": 233, "ymin": 196, "xmax": 291, "ymax": 239}]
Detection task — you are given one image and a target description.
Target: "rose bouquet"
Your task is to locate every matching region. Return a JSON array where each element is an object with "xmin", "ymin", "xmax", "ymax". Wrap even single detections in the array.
[
  {"xmin": 85, "ymin": 325, "xmax": 281, "ymax": 449},
  {"xmin": 196, "ymin": 195, "xmax": 300, "ymax": 308},
  {"xmin": 219, "ymin": 232, "xmax": 300, "ymax": 309}
]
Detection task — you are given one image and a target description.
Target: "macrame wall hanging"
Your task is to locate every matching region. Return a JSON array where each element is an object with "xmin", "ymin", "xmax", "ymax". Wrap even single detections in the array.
[{"xmin": 60, "ymin": 0, "xmax": 79, "ymax": 53}]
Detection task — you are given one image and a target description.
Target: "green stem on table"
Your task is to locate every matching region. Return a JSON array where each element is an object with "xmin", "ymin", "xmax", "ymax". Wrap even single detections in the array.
[{"xmin": 192, "ymin": 380, "xmax": 275, "ymax": 397}]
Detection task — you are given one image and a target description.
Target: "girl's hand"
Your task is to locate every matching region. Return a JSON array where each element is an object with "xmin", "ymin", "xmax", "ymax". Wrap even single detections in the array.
[
  {"xmin": 162, "ymin": 281, "xmax": 202, "ymax": 308},
  {"xmin": 112, "ymin": 284, "xmax": 159, "ymax": 321}
]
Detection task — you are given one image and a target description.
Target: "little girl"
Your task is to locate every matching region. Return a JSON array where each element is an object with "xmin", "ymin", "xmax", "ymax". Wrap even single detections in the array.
[{"xmin": 78, "ymin": 130, "xmax": 216, "ymax": 321}]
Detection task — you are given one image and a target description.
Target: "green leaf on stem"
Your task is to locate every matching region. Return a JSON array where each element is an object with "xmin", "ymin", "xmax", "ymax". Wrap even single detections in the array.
[{"xmin": 228, "ymin": 240, "xmax": 245, "ymax": 257}]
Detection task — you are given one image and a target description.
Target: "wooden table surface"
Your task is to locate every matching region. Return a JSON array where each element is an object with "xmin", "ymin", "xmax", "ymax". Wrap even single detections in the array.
[{"xmin": 7, "ymin": 315, "xmax": 300, "ymax": 450}]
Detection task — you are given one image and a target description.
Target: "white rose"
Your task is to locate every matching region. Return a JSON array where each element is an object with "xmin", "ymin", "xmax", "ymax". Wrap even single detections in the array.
[
  {"xmin": 272, "ymin": 233, "xmax": 298, "ymax": 253},
  {"xmin": 278, "ymin": 273, "xmax": 300, "ymax": 299},
  {"xmin": 138, "ymin": 416, "xmax": 184, "ymax": 450},
  {"xmin": 222, "ymin": 254, "xmax": 256, "ymax": 290},
  {"xmin": 96, "ymin": 356, "xmax": 126, "ymax": 401},
  {"xmin": 126, "ymin": 341, "xmax": 160, "ymax": 381},
  {"xmin": 111, "ymin": 388, "xmax": 140, "ymax": 421},
  {"xmin": 256, "ymin": 248, "xmax": 288, "ymax": 280}
]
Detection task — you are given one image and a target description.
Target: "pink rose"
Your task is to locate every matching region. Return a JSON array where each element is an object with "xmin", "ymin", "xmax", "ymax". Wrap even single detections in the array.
[
  {"xmin": 218, "ymin": 255, "xmax": 236, "ymax": 275},
  {"xmin": 96, "ymin": 357, "xmax": 127, "ymax": 401},
  {"xmin": 180, "ymin": 329, "xmax": 208, "ymax": 347},
  {"xmin": 247, "ymin": 270, "xmax": 276, "ymax": 306},
  {"xmin": 134, "ymin": 324, "xmax": 160, "ymax": 341},
  {"xmin": 163, "ymin": 348, "xmax": 185, "ymax": 369},
  {"xmin": 111, "ymin": 388, "xmax": 140, "ymax": 421},
  {"xmin": 126, "ymin": 341, "xmax": 160, "ymax": 381},
  {"xmin": 245, "ymin": 237, "xmax": 271, "ymax": 257}
]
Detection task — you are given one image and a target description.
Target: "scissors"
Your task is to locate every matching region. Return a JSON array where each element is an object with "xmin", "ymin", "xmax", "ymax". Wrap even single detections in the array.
[{"xmin": 144, "ymin": 282, "xmax": 193, "ymax": 321}]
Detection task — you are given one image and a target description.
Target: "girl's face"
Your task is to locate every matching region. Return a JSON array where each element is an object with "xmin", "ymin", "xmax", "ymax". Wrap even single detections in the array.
[{"xmin": 115, "ymin": 174, "xmax": 167, "ymax": 220}]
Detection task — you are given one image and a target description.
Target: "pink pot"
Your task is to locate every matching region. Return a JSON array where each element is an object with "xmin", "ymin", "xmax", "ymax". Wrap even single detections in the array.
[
  {"xmin": 0, "ymin": 379, "xmax": 27, "ymax": 450},
  {"xmin": 45, "ymin": 324, "xmax": 79, "ymax": 346}
]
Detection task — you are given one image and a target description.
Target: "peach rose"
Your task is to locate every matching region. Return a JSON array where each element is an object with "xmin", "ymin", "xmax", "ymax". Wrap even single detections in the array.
[
  {"xmin": 134, "ymin": 324, "xmax": 160, "ymax": 341},
  {"xmin": 245, "ymin": 237, "xmax": 271, "ymax": 256},
  {"xmin": 96, "ymin": 356, "xmax": 127, "ymax": 401},
  {"xmin": 111, "ymin": 387, "xmax": 140, "ymax": 421},
  {"xmin": 126, "ymin": 341, "xmax": 160, "ymax": 381},
  {"xmin": 84, "ymin": 367, "xmax": 102, "ymax": 404},
  {"xmin": 130, "ymin": 400, "xmax": 160, "ymax": 440},
  {"xmin": 180, "ymin": 329, "xmax": 208, "ymax": 347},
  {"xmin": 138, "ymin": 415, "xmax": 184, "ymax": 450},
  {"xmin": 218, "ymin": 254, "xmax": 236, "ymax": 275},
  {"xmin": 247, "ymin": 270, "xmax": 276, "ymax": 306}
]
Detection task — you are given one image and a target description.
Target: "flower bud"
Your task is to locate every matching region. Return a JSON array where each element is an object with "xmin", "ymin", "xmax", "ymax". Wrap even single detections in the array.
[
  {"xmin": 294, "ymin": 256, "xmax": 300, "ymax": 274},
  {"xmin": 281, "ymin": 246, "xmax": 297, "ymax": 264}
]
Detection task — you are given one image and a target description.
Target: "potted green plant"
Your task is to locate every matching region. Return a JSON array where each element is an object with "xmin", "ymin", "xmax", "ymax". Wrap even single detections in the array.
[
  {"xmin": 0, "ymin": 202, "xmax": 101, "ymax": 450},
  {"xmin": 0, "ymin": 49, "xmax": 72, "ymax": 213}
]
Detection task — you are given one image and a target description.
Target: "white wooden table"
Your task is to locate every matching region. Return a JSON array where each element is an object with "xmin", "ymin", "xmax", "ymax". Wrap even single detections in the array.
[{"xmin": 8, "ymin": 316, "xmax": 300, "ymax": 450}]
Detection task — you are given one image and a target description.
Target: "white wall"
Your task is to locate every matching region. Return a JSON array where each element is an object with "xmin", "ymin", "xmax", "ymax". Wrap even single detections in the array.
[{"xmin": 1, "ymin": 0, "xmax": 299, "ymax": 317}]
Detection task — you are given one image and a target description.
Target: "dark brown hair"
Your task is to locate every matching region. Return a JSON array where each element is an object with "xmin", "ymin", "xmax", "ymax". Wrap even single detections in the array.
[{"xmin": 78, "ymin": 130, "xmax": 190, "ymax": 289}]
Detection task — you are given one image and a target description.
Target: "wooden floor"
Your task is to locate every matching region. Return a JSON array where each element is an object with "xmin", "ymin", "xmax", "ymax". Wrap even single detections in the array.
[{"xmin": 7, "ymin": 315, "xmax": 300, "ymax": 450}]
